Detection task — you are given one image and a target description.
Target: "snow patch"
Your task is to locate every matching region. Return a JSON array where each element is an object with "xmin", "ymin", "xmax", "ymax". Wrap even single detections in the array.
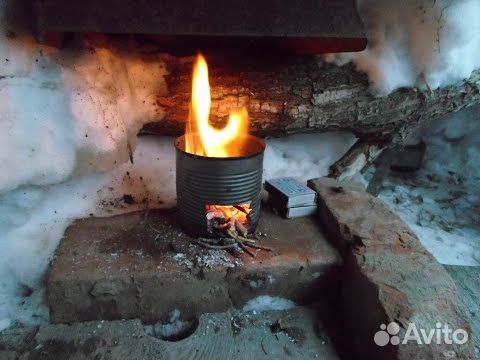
[
  {"xmin": 0, "ymin": 45, "xmax": 166, "ymax": 193},
  {"xmin": 263, "ymin": 132, "xmax": 357, "ymax": 182},
  {"xmin": 145, "ymin": 309, "xmax": 196, "ymax": 341},
  {"xmin": 371, "ymin": 106, "xmax": 480, "ymax": 265},
  {"xmin": 0, "ymin": 136, "xmax": 176, "ymax": 328},
  {"xmin": 0, "ymin": 319, "xmax": 11, "ymax": 332},
  {"xmin": 325, "ymin": 0, "xmax": 480, "ymax": 94},
  {"xmin": 242, "ymin": 296, "xmax": 296, "ymax": 312}
]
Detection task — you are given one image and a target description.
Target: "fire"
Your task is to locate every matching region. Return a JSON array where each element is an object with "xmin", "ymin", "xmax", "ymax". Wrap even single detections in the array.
[
  {"xmin": 185, "ymin": 54, "xmax": 249, "ymax": 157},
  {"xmin": 206, "ymin": 203, "xmax": 252, "ymax": 235}
]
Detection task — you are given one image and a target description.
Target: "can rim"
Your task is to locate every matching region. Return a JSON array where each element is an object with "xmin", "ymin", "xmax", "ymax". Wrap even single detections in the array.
[{"xmin": 174, "ymin": 134, "xmax": 266, "ymax": 160}]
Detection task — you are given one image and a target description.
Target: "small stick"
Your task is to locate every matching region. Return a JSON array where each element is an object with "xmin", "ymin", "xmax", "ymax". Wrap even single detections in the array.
[
  {"xmin": 261, "ymin": 337, "xmax": 268, "ymax": 355},
  {"xmin": 237, "ymin": 240, "xmax": 256, "ymax": 258},
  {"xmin": 234, "ymin": 205, "xmax": 249, "ymax": 214},
  {"xmin": 236, "ymin": 235, "xmax": 256, "ymax": 244},
  {"xmin": 127, "ymin": 140, "xmax": 134, "ymax": 164},
  {"xmin": 148, "ymin": 223, "xmax": 163, "ymax": 234},
  {"xmin": 235, "ymin": 219, "xmax": 248, "ymax": 237},
  {"xmin": 193, "ymin": 240, "xmax": 237, "ymax": 250},
  {"xmin": 246, "ymin": 243, "xmax": 273, "ymax": 252},
  {"xmin": 196, "ymin": 238, "xmax": 224, "ymax": 245},
  {"xmin": 226, "ymin": 228, "xmax": 239, "ymax": 240}
]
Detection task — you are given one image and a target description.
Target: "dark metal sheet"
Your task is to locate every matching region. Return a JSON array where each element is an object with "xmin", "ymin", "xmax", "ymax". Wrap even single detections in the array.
[{"xmin": 34, "ymin": 0, "xmax": 367, "ymax": 53}]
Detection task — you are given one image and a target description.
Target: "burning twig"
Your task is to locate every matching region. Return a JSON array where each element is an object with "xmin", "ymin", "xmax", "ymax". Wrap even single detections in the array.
[
  {"xmin": 202, "ymin": 204, "xmax": 272, "ymax": 257},
  {"xmin": 233, "ymin": 204, "xmax": 249, "ymax": 214},
  {"xmin": 234, "ymin": 218, "xmax": 248, "ymax": 237},
  {"xmin": 193, "ymin": 228, "xmax": 272, "ymax": 258}
]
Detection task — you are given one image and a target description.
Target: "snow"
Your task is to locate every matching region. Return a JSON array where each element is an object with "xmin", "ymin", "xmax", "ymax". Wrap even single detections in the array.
[
  {"xmin": 263, "ymin": 132, "xmax": 357, "ymax": 181},
  {"xmin": 242, "ymin": 296, "xmax": 296, "ymax": 312},
  {"xmin": 0, "ymin": 0, "xmax": 174, "ymax": 327},
  {"xmin": 144, "ymin": 309, "xmax": 194, "ymax": 340},
  {"xmin": 325, "ymin": 0, "xmax": 480, "ymax": 94},
  {"xmin": 370, "ymin": 106, "xmax": 480, "ymax": 265},
  {"xmin": 0, "ymin": 136, "xmax": 179, "ymax": 327},
  {"xmin": 0, "ymin": 319, "xmax": 11, "ymax": 332}
]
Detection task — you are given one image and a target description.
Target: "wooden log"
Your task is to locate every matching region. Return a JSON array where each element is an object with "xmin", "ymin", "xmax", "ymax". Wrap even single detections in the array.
[
  {"xmin": 329, "ymin": 140, "xmax": 384, "ymax": 180},
  {"xmin": 143, "ymin": 54, "xmax": 480, "ymax": 145}
]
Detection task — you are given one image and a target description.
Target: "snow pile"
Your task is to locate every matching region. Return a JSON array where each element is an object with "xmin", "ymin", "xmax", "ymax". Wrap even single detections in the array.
[
  {"xmin": 242, "ymin": 296, "xmax": 296, "ymax": 312},
  {"xmin": 0, "ymin": 43, "xmax": 166, "ymax": 192},
  {"xmin": 263, "ymin": 132, "xmax": 357, "ymax": 181},
  {"xmin": 0, "ymin": 0, "xmax": 172, "ymax": 329},
  {"xmin": 0, "ymin": 136, "xmax": 177, "ymax": 330},
  {"xmin": 375, "ymin": 106, "xmax": 480, "ymax": 265},
  {"xmin": 325, "ymin": 0, "xmax": 480, "ymax": 94}
]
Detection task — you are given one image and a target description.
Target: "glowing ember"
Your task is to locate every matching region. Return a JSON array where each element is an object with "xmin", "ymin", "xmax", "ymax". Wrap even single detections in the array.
[
  {"xmin": 185, "ymin": 54, "xmax": 249, "ymax": 157},
  {"xmin": 205, "ymin": 203, "xmax": 252, "ymax": 235}
]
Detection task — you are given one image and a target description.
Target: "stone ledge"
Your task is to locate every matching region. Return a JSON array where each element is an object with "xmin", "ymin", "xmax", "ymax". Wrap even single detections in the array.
[
  {"xmin": 3, "ymin": 305, "xmax": 340, "ymax": 360},
  {"xmin": 309, "ymin": 177, "xmax": 476, "ymax": 360},
  {"xmin": 47, "ymin": 206, "xmax": 341, "ymax": 323}
]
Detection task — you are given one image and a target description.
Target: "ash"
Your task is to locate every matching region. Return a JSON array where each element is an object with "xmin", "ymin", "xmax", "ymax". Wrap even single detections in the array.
[
  {"xmin": 171, "ymin": 249, "xmax": 243, "ymax": 270},
  {"xmin": 195, "ymin": 250, "xmax": 243, "ymax": 269},
  {"xmin": 170, "ymin": 253, "xmax": 193, "ymax": 269}
]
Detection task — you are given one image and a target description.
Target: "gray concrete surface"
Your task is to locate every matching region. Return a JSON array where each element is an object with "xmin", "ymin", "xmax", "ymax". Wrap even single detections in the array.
[{"xmin": 1, "ymin": 305, "xmax": 341, "ymax": 360}]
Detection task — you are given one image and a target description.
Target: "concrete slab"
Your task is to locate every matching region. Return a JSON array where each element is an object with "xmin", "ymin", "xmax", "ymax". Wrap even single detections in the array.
[
  {"xmin": 0, "ymin": 324, "xmax": 37, "ymax": 351},
  {"xmin": 0, "ymin": 324, "xmax": 38, "ymax": 360},
  {"xmin": 47, "ymin": 206, "xmax": 341, "ymax": 323},
  {"xmin": 15, "ymin": 305, "xmax": 340, "ymax": 360}
]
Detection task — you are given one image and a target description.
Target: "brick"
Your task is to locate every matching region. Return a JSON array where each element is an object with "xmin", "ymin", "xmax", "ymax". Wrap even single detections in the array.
[
  {"xmin": 47, "ymin": 207, "xmax": 341, "ymax": 323},
  {"xmin": 310, "ymin": 177, "xmax": 476, "ymax": 360}
]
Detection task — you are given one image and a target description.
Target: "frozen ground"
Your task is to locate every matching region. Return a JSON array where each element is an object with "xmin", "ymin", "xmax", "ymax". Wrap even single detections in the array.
[{"xmin": 366, "ymin": 106, "xmax": 480, "ymax": 266}]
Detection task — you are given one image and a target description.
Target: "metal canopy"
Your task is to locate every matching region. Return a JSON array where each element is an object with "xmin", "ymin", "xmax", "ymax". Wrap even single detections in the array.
[{"xmin": 34, "ymin": 0, "xmax": 367, "ymax": 53}]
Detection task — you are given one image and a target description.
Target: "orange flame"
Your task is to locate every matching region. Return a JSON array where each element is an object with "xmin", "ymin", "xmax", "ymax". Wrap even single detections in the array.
[{"xmin": 185, "ymin": 54, "xmax": 248, "ymax": 157}]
